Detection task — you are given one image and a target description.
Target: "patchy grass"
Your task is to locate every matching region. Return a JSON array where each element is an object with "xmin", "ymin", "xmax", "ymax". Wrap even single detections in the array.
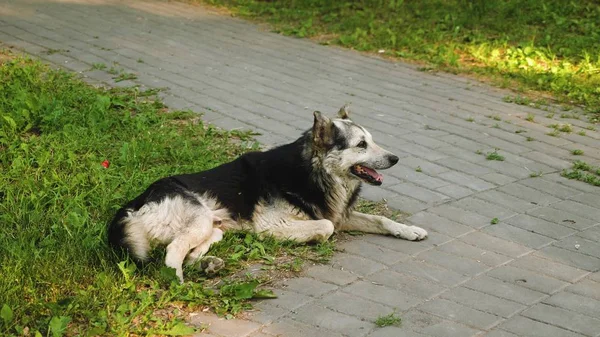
[
  {"xmin": 526, "ymin": 136, "xmax": 535, "ymax": 141},
  {"xmin": 571, "ymin": 149, "xmax": 584, "ymax": 155},
  {"xmin": 113, "ymin": 72, "xmax": 138, "ymax": 82},
  {"xmin": 529, "ymin": 171, "xmax": 543, "ymax": 178},
  {"xmin": 485, "ymin": 149, "xmax": 505, "ymax": 161},
  {"xmin": 525, "ymin": 113, "xmax": 535, "ymax": 122},
  {"xmin": 0, "ymin": 55, "xmax": 336, "ymax": 336},
  {"xmin": 562, "ymin": 160, "xmax": 600, "ymax": 186},
  {"xmin": 490, "ymin": 217, "xmax": 499, "ymax": 225},
  {"xmin": 374, "ymin": 312, "xmax": 401, "ymax": 327},
  {"xmin": 202, "ymin": 0, "xmax": 600, "ymax": 118}
]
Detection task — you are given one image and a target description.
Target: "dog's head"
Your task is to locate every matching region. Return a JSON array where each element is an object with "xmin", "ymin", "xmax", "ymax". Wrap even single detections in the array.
[{"xmin": 310, "ymin": 105, "xmax": 399, "ymax": 186}]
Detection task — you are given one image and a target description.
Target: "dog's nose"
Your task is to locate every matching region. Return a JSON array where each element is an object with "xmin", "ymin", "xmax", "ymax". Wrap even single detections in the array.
[{"xmin": 388, "ymin": 154, "xmax": 399, "ymax": 166}]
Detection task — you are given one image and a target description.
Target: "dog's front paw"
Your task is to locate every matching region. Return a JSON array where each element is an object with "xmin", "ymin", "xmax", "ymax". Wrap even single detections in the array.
[
  {"xmin": 199, "ymin": 256, "xmax": 225, "ymax": 275},
  {"xmin": 386, "ymin": 222, "xmax": 428, "ymax": 241}
]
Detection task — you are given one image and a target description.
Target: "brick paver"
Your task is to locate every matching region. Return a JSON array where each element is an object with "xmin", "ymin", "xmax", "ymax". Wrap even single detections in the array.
[{"xmin": 2, "ymin": 1, "xmax": 599, "ymax": 336}]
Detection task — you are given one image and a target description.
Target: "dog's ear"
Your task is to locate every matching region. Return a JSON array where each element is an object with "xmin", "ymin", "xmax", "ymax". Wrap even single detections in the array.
[
  {"xmin": 312, "ymin": 111, "xmax": 334, "ymax": 148},
  {"xmin": 337, "ymin": 104, "xmax": 351, "ymax": 120}
]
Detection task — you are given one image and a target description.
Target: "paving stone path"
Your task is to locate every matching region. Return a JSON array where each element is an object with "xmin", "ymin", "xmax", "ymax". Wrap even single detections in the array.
[{"xmin": 2, "ymin": 1, "xmax": 600, "ymax": 336}]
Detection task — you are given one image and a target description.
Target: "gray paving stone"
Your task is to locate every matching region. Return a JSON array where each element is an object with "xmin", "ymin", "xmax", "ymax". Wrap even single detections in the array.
[
  {"xmin": 362, "ymin": 233, "xmax": 451, "ymax": 256},
  {"xmin": 510, "ymin": 255, "xmax": 588, "ymax": 282},
  {"xmin": 399, "ymin": 310, "xmax": 481, "ymax": 337},
  {"xmin": 399, "ymin": 156, "xmax": 450, "ymax": 175},
  {"xmin": 499, "ymin": 315, "xmax": 586, "ymax": 337},
  {"xmin": 279, "ymin": 277, "xmax": 338, "ymax": 297},
  {"xmin": 526, "ymin": 207, "xmax": 597, "ymax": 230},
  {"xmin": 266, "ymin": 289, "xmax": 313, "ymax": 310},
  {"xmin": 567, "ymin": 279, "xmax": 600, "ymax": 301},
  {"xmin": 552, "ymin": 200, "xmax": 600, "ymax": 221},
  {"xmin": 579, "ymin": 225, "xmax": 600, "ymax": 242},
  {"xmin": 519, "ymin": 177, "xmax": 582, "ymax": 199},
  {"xmin": 437, "ymin": 240, "xmax": 511, "ymax": 267},
  {"xmin": 504, "ymin": 214, "xmax": 576, "ymax": 239},
  {"xmin": 435, "ymin": 184, "xmax": 475, "ymax": 199},
  {"xmin": 497, "ymin": 183, "xmax": 561, "ymax": 206},
  {"xmin": 387, "ymin": 182, "xmax": 450, "ymax": 204},
  {"xmin": 330, "ymin": 253, "xmax": 387, "ymax": 277},
  {"xmin": 320, "ymin": 291, "xmax": 396, "ymax": 321},
  {"xmin": 476, "ymin": 190, "xmax": 538, "ymax": 213},
  {"xmin": 544, "ymin": 291, "xmax": 600, "ymax": 319},
  {"xmin": 453, "ymin": 198, "xmax": 517, "ymax": 220},
  {"xmin": 427, "ymin": 204, "xmax": 492, "ymax": 229},
  {"xmin": 417, "ymin": 298, "xmax": 501, "ymax": 330},
  {"xmin": 189, "ymin": 312, "xmax": 261, "ymax": 337},
  {"xmin": 463, "ymin": 276, "xmax": 546, "ymax": 305},
  {"xmin": 338, "ymin": 239, "xmax": 409, "ymax": 266},
  {"xmin": 417, "ymin": 249, "xmax": 490, "ymax": 276},
  {"xmin": 535, "ymin": 246, "xmax": 600, "ymax": 271},
  {"xmin": 521, "ymin": 303, "xmax": 600, "ymax": 337},
  {"xmin": 482, "ymin": 223, "xmax": 555, "ymax": 249},
  {"xmin": 392, "ymin": 259, "xmax": 469, "ymax": 287},
  {"xmin": 554, "ymin": 236, "xmax": 600, "ymax": 259},
  {"xmin": 486, "ymin": 265, "xmax": 568, "ymax": 294},
  {"xmin": 343, "ymin": 280, "xmax": 423, "ymax": 310},
  {"xmin": 459, "ymin": 231, "xmax": 532, "ymax": 257},
  {"xmin": 441, "ymin": 286, "xmax": 526, "ymax": 318},
  {"xmin": 305, "ymin": 265, "xmax": 359, "ymax": 286},
  {"xmin": 367, "ymin": 269, "xmax": 447, "ymax": 299},
  {"xmin": 438, "ymin": 171, "xmax": 495, "ymax": 191},
  {"xmin": 479, "ymin": 172, "xmax": 518, "ymax": 186},
  {"xmin": 292, "ymin": 304, "xmax": 373, "ymax": 337},
  {"xmin": 248, "ymin": 302, "xmax": 290, "ymax": 325},
  {"xmin": 407, "ymin": 212, "xmax": 473, "ymax": 237},
  {"xmin": 367, "ymin": 327, "xmax": 428, "ymax": 337},
  {"xmin": 484, "ymin": 330, "xmax": 520, "ymax": 337},
  {"xmin": 262, "ymin": 318, "xmax": 345, "ymax": 337}
]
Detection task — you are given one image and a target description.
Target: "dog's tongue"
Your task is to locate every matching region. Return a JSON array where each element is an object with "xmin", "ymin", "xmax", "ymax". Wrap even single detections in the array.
[{"xmin": 362, "ymin": 166, "xmax": 383, "ymax": 183}]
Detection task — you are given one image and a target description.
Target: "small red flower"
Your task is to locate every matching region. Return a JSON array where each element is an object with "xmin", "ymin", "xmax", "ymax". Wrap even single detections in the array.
[{"xmin": 101, "ymin": 160, "xmax": 110, "ymax": 168}]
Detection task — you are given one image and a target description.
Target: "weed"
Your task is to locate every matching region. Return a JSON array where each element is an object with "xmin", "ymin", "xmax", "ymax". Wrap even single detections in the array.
[
  {"xmin": 466, "ymin": 117, "xmax": 474, "ymax": 122},
  {"xmin": 562, "ymin": 160, "xmax": 600, "ymax": 186},
  {"xmin": 137, "ymin": 58, "xmax": 144, "ymax": 63},
  {"xmin": 415, "ymin": 166, "xmax": 422, "ymax": 172},
  {"xmin": 515, "ymin": 130, "xmax": 526, "ymax": 134},
  {"xmin": 375, "ymin": 312, "xmax": 401, "ymax": 327},
  {"xmin": 92, "ymin": 62, "xmax": 106, "ymax": 70},
  {"xmin": 107, "ymin": 66, "xmax": 120, "ymax": 75},
  {"xmin": 546, "ymin": 112, "xmax": 555, "ymax": 119},
  {"xmin": 490, "ymin": 218, "xmax": 499, "ymax": 225},
  {"xmin": 114, "ymin": 72, "xmax": 138, "ymax": 82},
  {"xmin": 547, "ymin": 129, "xmax": 561, "ymax": 137},
  {"xmin": 526, "ymin": 136, "xmax": 535, "ymax": 141},
  {"xmin": 559, "ymin": 124, "xmax": 573, "ymax": 133},
  {"xmin": 491, "ymin": 115, "xmax": 501, "ymax": 121},
  {"xmin": 585, "ymin": 125, "xmax": 596, "ymax": 131},
  {"xmin": 0, "ymin": 55, "xmax": 333, "ymax": 336},
  {"xmin": 475, "ymin": 149, "xmax": 483, "ymax": 155},
  {"xmin": 529, "ymin": 171, "xmax": 543, "ymax": 178},
  {"xmin": 578, "ymin": 131, "xmax": 586, "ymax": 136},
  {"xmin": 492, "ymin": 123, "xmax": 500, "ymax": 128},
  {"xmin": 485, "ymin": 149, "xmax": 505, "ymax": 161},
  {"xmin": 44, "ymin": 48, "xmax": 68, "ymax": 55},
  {"xmin": 571, "ymin": 149, "xmax": 584, "ymax": 155},
  {"xmin": 525, "ymin": 114, "xmax": 535, "ymax": 122}
]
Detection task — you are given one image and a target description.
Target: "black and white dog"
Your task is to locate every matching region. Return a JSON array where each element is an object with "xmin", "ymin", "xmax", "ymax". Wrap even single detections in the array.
[{"xmin": 108, "ymin": 106, "xmax": 428, "ymax": 282}]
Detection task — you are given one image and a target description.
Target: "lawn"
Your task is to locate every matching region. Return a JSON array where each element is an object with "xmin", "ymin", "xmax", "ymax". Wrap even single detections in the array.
[
  {"xmin": 0, "ymin": 52, "xmax": 334, "ymax": 336},
  {"xmin": 202, "ymin": 0, "xmax": 600, "ymax": 120}
]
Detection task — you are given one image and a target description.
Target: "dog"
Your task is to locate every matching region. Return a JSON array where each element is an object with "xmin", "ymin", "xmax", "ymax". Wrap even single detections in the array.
[{"xmin": 108, "ymin": 105, "xmax": 428, "ymax": 282}]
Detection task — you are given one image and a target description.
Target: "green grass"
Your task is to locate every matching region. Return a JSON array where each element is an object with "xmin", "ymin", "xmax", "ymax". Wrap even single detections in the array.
[
  {"xmin": 0, "ymin": 55, "xmax": 335, "ymax": 336},
  {"xmin": 571, "ymin": 149, "xmax": 584, "ymax": 155},
  {"xmin": 485, "ymin": 149, "xmax": 505, "ymax": 161},
  {"xmin": 203, "ymin": 0, "xmax": 600, "ymax": 119},
  {"xmin": 490, "ymin": 217, "xmax": 499, "ymax": 225},
  {"xmin": 562, "ymin": 160, "xmax": 600, "ymax": 186},
  {"xmin": 374, "ymin": 312, "xmax": 401, "ymax": 327}
]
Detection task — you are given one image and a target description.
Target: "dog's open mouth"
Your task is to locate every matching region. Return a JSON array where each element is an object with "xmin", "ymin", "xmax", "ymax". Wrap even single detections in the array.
[{"xmin": 351, "ymin": 164, "xmax": 383, "ymax": 186}]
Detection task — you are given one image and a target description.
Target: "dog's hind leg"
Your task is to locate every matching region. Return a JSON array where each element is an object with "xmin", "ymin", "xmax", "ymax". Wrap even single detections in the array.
[
  {"xmin": 165, "ymin": 217, "xmax": 214, "ymax": 283},
  {"xmin": 258, "ymin": 219, "xmax": 335, "ymax": 243},
  {"xmin": 185, "ymin": 228, "xmax": 225, "ymax": 274},
  {"xmin": 339, "ymin": 211, "xmax": 428, "ymax": 241}
]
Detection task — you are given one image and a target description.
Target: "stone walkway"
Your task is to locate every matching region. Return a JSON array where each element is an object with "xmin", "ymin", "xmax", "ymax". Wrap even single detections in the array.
[{"xmin": 2, "ymin": 1, "xmax": 600, "ymax": 336}]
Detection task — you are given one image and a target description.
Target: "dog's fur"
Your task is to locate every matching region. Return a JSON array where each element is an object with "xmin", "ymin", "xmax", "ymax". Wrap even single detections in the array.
[{"xmin": 108, "ymin": 105, "xmax": 428, "ymax": 282}]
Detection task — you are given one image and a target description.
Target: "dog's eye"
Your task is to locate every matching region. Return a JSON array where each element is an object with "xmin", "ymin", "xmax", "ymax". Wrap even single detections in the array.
[{"xmin": 357, "ymin": 140, "xmax": 367, "ymax": 149}]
